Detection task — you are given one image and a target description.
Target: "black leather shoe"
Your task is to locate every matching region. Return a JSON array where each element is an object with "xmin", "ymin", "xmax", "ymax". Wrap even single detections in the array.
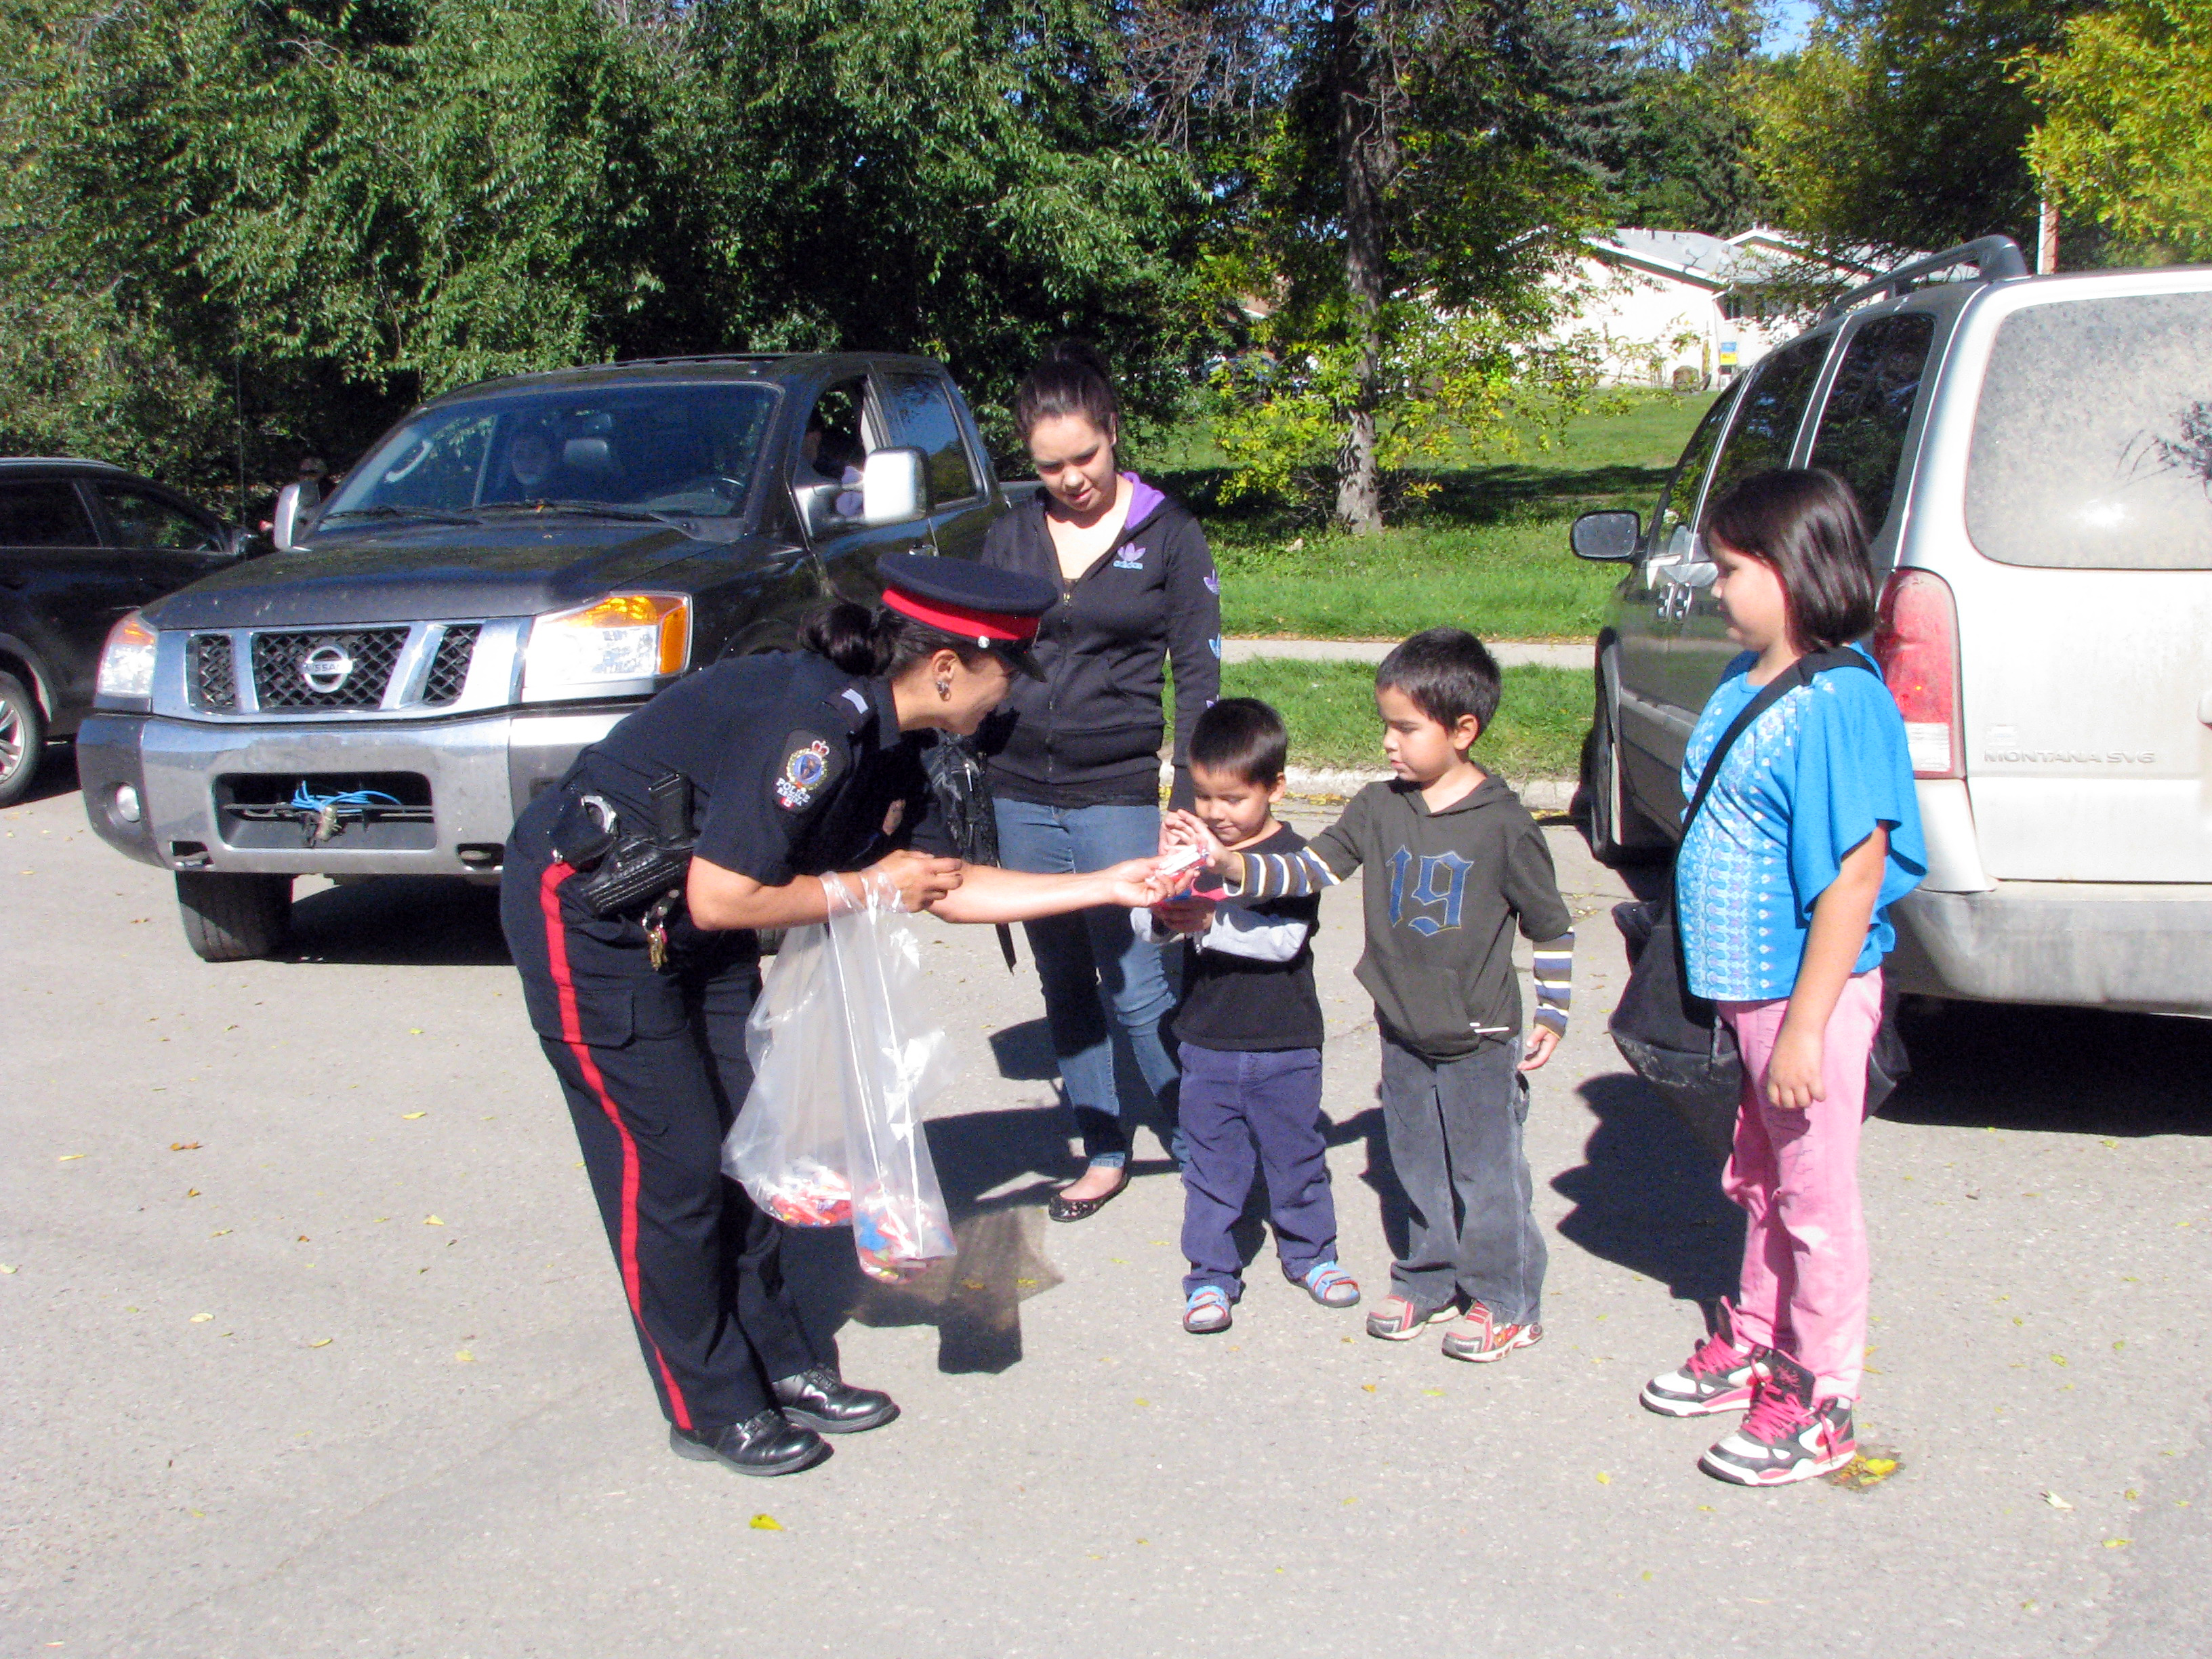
[
  {"xmin": 669, "ymin": 1410, "xmax": 831, "ymax": 1476},
  {"xmin": 772, "ymin": 1366, "xmax": 901, "ymax": 1434}
]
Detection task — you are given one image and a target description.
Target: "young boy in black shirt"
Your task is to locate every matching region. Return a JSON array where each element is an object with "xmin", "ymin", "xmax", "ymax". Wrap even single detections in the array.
[{"xmin": 1136, "ymin": 699, "xmax": 1360, "ymax": 1334}]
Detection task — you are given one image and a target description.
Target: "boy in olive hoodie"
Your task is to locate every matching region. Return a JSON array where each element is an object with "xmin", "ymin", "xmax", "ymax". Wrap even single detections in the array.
[{"xmin": 1167, "ymin": 628, "xmax": 1574, "ymax": 1363}]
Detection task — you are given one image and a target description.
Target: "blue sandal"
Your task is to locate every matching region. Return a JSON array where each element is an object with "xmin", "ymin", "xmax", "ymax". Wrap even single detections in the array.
[
  {"xmin": 1294, "ymin": 1261, "xmax": 1361, "ymax": 1309},
  {"xmin": 1182, "ymin": 1286, "xmax": 1234, "ymax": 1334}
]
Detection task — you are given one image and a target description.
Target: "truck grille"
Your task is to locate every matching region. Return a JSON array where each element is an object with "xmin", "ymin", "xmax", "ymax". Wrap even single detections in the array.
[
  {"xmin": 190, "ymin": 634, "xmax": 238, "ymax": 710},
  {"xmin": 251, "ymin": 628, "xmax": 409, "ymax": 710},
  {"xmin": 422, "ymin": 624, "xmax": 480, "ymax": 706}
]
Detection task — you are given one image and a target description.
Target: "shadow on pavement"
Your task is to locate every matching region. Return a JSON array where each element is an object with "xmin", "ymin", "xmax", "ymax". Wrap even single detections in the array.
[
  {"xmin": 787, "ymin": 1105, "xmax": 1094, "ymax": 1376},
  {"xmin": 9, "ymin": 745, "xmax": 81, "ymax": 808},
  {"xmin": 1552, "ymin": 1071, "xmax": 1744, "ymax": 1310},
  {"xmin": 288, "ymin": 876, "xmax": 512, "ymax": 968},
  {"xmin": 1879, "ymin": 999, "xmax": 2212, "ymax": 1138}
]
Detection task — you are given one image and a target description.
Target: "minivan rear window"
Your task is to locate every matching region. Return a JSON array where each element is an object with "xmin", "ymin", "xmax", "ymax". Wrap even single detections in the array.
[{"xmin": 1966, "ymin": 291, "xmax": 2212, "ymax": 569}]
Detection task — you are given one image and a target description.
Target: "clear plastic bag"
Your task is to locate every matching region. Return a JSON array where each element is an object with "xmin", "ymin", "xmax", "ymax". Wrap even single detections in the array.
[{"xmin": 722, "ymin": 882, "xmax": 958, "ymax": 1282}]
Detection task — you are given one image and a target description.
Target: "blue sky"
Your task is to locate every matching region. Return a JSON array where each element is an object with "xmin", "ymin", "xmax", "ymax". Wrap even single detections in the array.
[{"xmin": 1766, "ymin": 1, "xmax": 1820, "ymax": 53}]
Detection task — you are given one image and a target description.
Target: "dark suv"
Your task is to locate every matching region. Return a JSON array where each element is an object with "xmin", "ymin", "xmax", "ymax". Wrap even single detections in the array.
[
  {"xmin": 77, "ymin": 352, "xmax": 1015, "ymax": 960},
  {"xmin": 0, "ymin": 459, "xmax": 243, "ymax": 806}
]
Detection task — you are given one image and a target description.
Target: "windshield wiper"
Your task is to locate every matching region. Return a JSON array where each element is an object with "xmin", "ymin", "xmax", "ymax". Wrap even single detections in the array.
[
  {"xmin": 480, "ymin": 498, "xmax": 697, "ymax": 531},
  {"xmin": 316, "ymin": 504, "xmax": 478, "ymax": 527}
]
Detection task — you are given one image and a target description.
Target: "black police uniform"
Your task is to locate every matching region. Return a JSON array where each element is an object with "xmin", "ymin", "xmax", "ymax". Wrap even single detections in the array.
[{"xmin": 499, "ymin": 649, "xmax": 958, "ymax": 1437}]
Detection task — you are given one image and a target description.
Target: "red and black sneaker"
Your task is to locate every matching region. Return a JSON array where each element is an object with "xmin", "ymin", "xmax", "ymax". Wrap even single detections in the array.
[
  {"xmin": 1697, "ymin": 1350, "xmax": 1856, "ymax": 1487},
  {"xmin": 1639, "ymin": 1301, "xmax": 1763, "ymax": 1418}
]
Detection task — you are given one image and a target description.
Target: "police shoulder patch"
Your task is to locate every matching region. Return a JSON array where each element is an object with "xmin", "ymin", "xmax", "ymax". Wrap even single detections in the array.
[{"xmin": 773, "ymin": 729, "xmax": 842, "ymax": 812}]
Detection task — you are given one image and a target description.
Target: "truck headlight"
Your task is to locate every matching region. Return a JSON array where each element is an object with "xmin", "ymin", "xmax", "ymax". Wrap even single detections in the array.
[
  {"xmin": 523, "ymin": 593, "xmax": 692, "ymax": 697},
  {"xmin": 96, "ymin": 611, "xmax": 158, "ymax": 700}
]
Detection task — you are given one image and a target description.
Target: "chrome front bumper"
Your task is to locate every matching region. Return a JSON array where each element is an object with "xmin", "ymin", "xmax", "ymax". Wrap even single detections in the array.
[
  {"xmin": 1891, "ymin": 882, "xmax": 2212, "ymax": 1018},
  {"xmin": 76, "ymin": 708, "xmax": 627, "ymax": 875}
]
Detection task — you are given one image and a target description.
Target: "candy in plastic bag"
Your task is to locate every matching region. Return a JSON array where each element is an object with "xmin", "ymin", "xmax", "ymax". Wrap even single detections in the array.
[{"xmin": 722, "ymin": 882, "xmax": 958, "ymax": 1282}]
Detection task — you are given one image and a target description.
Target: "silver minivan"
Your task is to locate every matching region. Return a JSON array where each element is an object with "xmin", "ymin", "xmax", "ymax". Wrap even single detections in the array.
[{"xmin": 1572, "ymin": 237, "xmax": 2212, "ymax": 1019}]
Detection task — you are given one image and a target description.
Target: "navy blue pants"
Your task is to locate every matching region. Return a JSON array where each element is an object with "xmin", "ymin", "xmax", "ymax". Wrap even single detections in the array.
[{"xmin": 1176, "ymin": 1042, "xmax": 1337, "ymax": 1297}]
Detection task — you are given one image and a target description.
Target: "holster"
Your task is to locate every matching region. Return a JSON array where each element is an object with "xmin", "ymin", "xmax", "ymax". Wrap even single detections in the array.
[{"xmin": 554, "ymin": 772, "xmax": 698, "ymax": 920}]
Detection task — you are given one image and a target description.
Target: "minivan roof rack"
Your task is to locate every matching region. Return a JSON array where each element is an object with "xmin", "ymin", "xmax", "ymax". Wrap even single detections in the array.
[{"xmin": 1822, "ymin": 235, "xmax": 2029, "ymax": 319}]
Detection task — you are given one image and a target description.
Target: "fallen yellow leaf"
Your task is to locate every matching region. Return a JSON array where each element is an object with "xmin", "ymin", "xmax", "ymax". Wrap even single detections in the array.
[
  {"xmin": 0, "ymin": 1265, "xmax": 16, "ymax": 1274},
  {"xmin": 1361, "ymin": 1383, "xmax": 1377, "ymax": 1393},
  {"xmin": 424, "ymin": 1216, "xmax": 445, "ymax": 1226},
  {"xmin": 1421, "ymin": 1388, "xmax": 1444, "ymax": 1397},
  {"xmin": 169, "ymin": 1142, "xmax": 202, "ymax": 1151},
  {"xmin": 2103, "ymin": 1538, "xmax": 2130, "ymax": 1549},
  {"xmin": 750, "ymin": 1514, "xmax": 783, "ymax": 1531},
  {"xmin": 308, "ymin": 1338, "xmax": 333, "ymax": 1349},
  {"xmin": 190, "ymin": 1313, "xmax": 213, "ymax": 1322},
  {"xmin": 1862, "ymin": 1458, "xmax": 1898, "ymax": 1476},
  {"xmin": 186, "ymin": 1189, "xmax": 200, "ymax": 1197},
  {"xmin": 455, "ymin": 1349, "xmax": 474, "ymax": 1362},
  {"xmin": 409, "ymin": 1028, "xmax": 424, "ymax": 1035},
  {"xmin": 1134, "ymin": 1397, "xmax": 1150, "ymax": 1407},
  {"xmin": 402, "ymin": 1112, "xmax": 426, "ymax": 1120},
  {"xmin": 209, "ymin": 1229, "xmax": 231, "ymax": 1237},
  {"xmin": 1596, "ymin": 1471, "xmax": 1613, "ymax": 1486},
  {"xmin": 58, "ymin": 1153, "xmax": 85, "ymax": 1162}
]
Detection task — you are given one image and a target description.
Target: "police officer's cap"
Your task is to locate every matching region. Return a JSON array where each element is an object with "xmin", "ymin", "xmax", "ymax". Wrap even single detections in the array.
[{"xmin": 877, "ymin": 552, "xmax": 1056, "ymax": 680}]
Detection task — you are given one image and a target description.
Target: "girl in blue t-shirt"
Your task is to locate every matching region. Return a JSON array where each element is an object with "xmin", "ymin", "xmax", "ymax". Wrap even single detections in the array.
[{"xmin": 1637, "ymin": 468, "xmax": 1925, "ymax": 1488}]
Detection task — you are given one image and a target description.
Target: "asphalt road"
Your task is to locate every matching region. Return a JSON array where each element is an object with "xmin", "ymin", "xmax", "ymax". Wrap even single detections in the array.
[{"xmin": 5, "ymin": 771, "xmax": 2209, "ymax": 1658}]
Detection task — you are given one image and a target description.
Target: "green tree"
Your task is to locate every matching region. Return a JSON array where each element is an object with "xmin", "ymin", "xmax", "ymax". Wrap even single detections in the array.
[
  {"xmin": 0, "ymin": 1, "xmax": 1195, "ymax": 503},
  {"xmin": 1748, "ymin": 0, "xmax": 2097, "ymax": 262},
  {"xmin": 2022, "ymin": 0, "xmax": 2212, "ymax": 264},
  {"xmin": 1136, "ymin": 1, "xmax": 1629, "ymax": 533}
]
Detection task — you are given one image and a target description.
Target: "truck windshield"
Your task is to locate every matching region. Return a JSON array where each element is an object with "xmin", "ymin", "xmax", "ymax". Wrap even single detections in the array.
[
  {"xmin": 319, "ymin": 382, "xmax": 781, "ymax": 526},
  {"xmin": 1966, "ymin": 290, "xmax": 2212, "ymax": 570}
]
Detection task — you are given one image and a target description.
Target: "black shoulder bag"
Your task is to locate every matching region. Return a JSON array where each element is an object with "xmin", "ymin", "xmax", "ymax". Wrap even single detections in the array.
[{"xmin": 1606, "ymin": 649, "xmax": 1910, "ymax": 1157}]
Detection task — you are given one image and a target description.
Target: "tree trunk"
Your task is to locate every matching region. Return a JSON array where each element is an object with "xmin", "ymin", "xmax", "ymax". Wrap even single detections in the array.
[{"xmin": 1332, "ymin": 0, "xmax": 1387, "ymax": 536}]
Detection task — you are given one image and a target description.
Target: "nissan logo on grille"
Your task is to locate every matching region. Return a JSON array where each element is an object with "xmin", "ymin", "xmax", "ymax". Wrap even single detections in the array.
[{"xmin": 300, "ymin": 642, "xmax": 355, "ymax": 694}]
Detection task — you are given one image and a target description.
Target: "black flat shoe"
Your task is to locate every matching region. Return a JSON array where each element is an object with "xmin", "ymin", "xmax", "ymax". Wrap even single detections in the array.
[
  {"xmin": 670, "ymin": 1410, "xmax": 831, "ymax": 1477},
  {"xmin": 1047, "ymin": 1169, "xmax": 1130, "ymax": 1223},
  {"xmin": 772, "ymin": 1366, "xmax": 900, "ymax": 1434}
]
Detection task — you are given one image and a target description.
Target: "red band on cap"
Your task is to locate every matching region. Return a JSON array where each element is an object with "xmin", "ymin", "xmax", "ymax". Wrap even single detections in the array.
[{"xmin": 882, "ymin": 586, "xmax": 1040, "ymax": 644}]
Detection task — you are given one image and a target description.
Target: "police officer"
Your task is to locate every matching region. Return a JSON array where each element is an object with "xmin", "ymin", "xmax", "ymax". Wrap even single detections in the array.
[{"xmin": 501, "ymin": 555, "xmax": 1172, "ymax": 1477}]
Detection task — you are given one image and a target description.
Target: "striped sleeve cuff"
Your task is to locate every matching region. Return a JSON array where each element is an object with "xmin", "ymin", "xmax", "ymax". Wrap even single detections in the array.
[
  {"xmin": 1229, "ymin": 846, "xmax": 1340, "ymax": 900},
  {"xmin": 1530, "ymin": 931, "xmax": 1574, "ymax": 1038}
]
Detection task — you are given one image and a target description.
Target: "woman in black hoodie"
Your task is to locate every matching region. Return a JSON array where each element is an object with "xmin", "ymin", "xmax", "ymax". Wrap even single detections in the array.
[{"xmin": 982, "ymin": 343, "xmax": 1223, "ymax": 1219}]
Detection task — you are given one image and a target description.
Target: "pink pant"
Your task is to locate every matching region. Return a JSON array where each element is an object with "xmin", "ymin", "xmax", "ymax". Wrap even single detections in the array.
[{"xmin": 1718, "ymin": 969, "xmax": 1883, "ymax": 1401}]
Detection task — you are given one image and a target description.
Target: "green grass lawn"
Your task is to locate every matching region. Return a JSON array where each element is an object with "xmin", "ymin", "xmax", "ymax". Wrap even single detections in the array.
[
  {"xmin": 1220, "ymin": 659, "xmax": 1592, "ymax": 783},
  {"xmin": 1132, "ymin": 392, "xmax": 1715, "ymax": 641}
]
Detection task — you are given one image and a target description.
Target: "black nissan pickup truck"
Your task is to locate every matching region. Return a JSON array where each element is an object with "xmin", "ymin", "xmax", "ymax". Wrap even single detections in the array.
[{"xmin": 77, "ymin": 352, "xmax": 1016, "ymax": 960}]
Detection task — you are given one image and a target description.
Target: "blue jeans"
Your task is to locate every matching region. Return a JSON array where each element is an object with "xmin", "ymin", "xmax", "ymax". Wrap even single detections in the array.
[{"xmin": 994, "ymin": 798, "xmax": 1181, "ymax": 1168}]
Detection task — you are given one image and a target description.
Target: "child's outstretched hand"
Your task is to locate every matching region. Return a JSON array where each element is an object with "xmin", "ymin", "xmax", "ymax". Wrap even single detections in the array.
[
  {"xmin": 1519, "ymin": 1026, "xmax": 1560, "ymax": 1072},
  {"xmin": 1162, "ymin": 808, "xmax": 1233, "ymax": 879}
]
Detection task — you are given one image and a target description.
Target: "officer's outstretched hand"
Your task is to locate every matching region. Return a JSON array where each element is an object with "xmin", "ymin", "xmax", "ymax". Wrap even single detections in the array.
[
  {"xmin": 860, "ymin": 849, "xmax": 964, "ymax": 914},
  {"xmin": 1098, "ymin": 856, "xmax": 1184, "ymax": 909}
]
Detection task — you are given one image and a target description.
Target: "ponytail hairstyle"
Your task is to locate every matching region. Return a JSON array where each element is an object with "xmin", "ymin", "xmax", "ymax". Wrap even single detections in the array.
[
  {"xmin": 798, "ymin": 600, "xmax": 997, "ymax": 680},
  {"xmin": 1013, "ymin": 339, "xmax": 1120, "ymax": 442},
  {"xmin": 1702, "ymin": 468, "xmax": 1877, "ymax": 652}
]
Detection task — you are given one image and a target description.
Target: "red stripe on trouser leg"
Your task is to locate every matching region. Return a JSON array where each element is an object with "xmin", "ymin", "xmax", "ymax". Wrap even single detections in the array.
[{"xmin": 539, "ymin": 861, "xmax": 694, "ymax": 1432}]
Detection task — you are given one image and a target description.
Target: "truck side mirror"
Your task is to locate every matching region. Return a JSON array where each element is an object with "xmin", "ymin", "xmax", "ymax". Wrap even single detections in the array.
[
  {"xmin": 861, "ymin": 447, "xmax": 929, "ymax": 527},
  {"xmin": 1570, "ymin": 509, "xmax": 1641, "ymax": 562},
  {"xmin": 272, "ymin": 480, "xmax": 322, "ymax": 551}
]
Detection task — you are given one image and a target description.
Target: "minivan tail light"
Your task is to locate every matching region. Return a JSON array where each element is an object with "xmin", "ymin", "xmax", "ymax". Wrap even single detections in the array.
[{"xmin": 1873, "ymin": 567, "xmax": 1961, "ymax": 779}]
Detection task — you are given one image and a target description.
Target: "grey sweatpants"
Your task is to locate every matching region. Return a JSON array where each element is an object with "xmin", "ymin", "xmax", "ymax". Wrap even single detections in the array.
[{"xmin": 1378, "ymin": 1031, "xmax": 1546, "ymax": 1324}]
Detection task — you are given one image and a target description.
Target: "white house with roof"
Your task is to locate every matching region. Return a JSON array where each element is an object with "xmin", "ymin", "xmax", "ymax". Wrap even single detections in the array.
[{"xmin": 1560, "ymin": 228, "xmax": 1883, "ymax": 388}]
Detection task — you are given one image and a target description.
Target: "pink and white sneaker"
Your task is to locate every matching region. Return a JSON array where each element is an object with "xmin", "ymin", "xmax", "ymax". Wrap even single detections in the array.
[
  {"xmin": 1698, "ymin": 1351, "xmax": 1856, "ymax": 1486},
  {"xmin": 1640, "ymin": 1302, "xmax": 1763, "ymax": 1418},
  {"xmin": 1439, "ymin": 1302, "xmax": 1542, "ymax": 1364}
]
